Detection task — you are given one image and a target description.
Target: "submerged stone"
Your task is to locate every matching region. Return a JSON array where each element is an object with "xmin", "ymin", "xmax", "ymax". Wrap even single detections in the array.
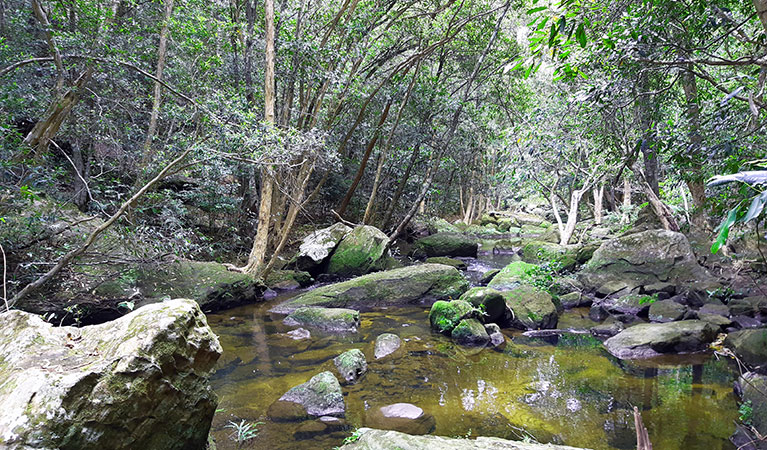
[
  {"xmin": 365, "ymin": 404, "xmax": 436, "ymax": 435},
  {"xmin": 374, "ymin": 333, "xmax": 402, "ymax": 359},
  {"xmin": 0, "ymin": 299, "xmax": 221, "ymax": 450},
  {"xmin": 451, "ymin": 318, "xmax": 490, "ymax": 347},
  {"xmin": 271, "ymin": 264, "xmax": 469, "ymax": 314}
]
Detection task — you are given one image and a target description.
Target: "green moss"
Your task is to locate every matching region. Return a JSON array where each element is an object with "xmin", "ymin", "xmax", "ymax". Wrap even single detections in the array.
[{"xmin": 429, "ymin": 300, "xmax": 474, "ymax": 334}]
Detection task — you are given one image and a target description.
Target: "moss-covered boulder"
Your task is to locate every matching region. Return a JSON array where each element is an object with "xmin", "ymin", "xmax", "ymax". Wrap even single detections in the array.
[
  {"xmin": 598, "ymin": 294, "xmax": 655, "ymax": 316},
  {"xmin": 425, "ymin": 256, "xmax": 467, "ymax": 270},
  {"xmin": 292, "ymin": 223, "xmax": 352, "ymax": 272},
  {"xmin": 426, "ymin": 217, "xmax": 461, "ymax": 234},
  {"xmin": 271, "ymin": 264, "xmax": 469, "ymax": 314},
  {"xmin": 521, "ymin": 241, "xmax": 578, "ymax": 271},
  {"xmin": 479, "ymin": 269, "xmax": 501, "ymax": 285},
  {"xmin": 451, "ymin": 318, "xmax": 490, "ymax": 347},
  {"xmin": 458, "ymin": 287, "xmax": 506, "ymax": 323},
  {"xmin": 737, "ymin": 372, "xmax": 767, "ymax": 436},
  {"xmin": 604, "ymin": 320, "xmax": 717, "ymax": 359},
  {"xmin": 487, "ymin": 261, "xmax": 537, "ymax": 290},
  {"xmin": 269, "ymin": 371, "xmax": 344, "ymax": 420},
  {"xmin": 0, "ymin": 299, "xmax": 221, "ymax": 450},
  {"xmin": 265, "ymin": 270, "xmax": 313, "ymax": 290},
  {"xmin": 334, "ymin": 349, "xmax": 367, "ymax": 383},
  {"xmin": 411, "ymin": 233, "xmax": 478, "ymax": 258},
  {"xmin": 496, "ymin": 217, "xmax": 516, "ymax": 232},
  {"xmin": 429, "ymin": 300, "xmax": 474, "ymax": 334},
  {"xmin": 724, "ymin": 329, "xmax": 767, "ymax": 367},
  {"xmin": 501, "ymin": 285, "xmax": 559, "ymax": 330},
  {"xmin": 284, "ymin": 307, "xmax": 360, "ymax": 332},
  {"xmin": 480, "ymin": 214, "xmax": 498, "ymax": 226},
  {"xmin": 578, "ymin": 230, "xmax": 714, "ymax": 295},
  {"xmin": 327, "ymin": 225, "xmax": 392, "ymax": 277}
]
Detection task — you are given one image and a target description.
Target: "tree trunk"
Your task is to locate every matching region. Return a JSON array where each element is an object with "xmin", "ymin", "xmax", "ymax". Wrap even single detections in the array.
[
  {"xmin": 71, "ymin": 141, "xmax": 90, "ymax": 211},
  {"xmin": 389, "ymin": 151, "xmax": 441, "ymax": 242},
  {"xmin": 637, "ymin": 72, "xmax": 659, "ymax": 195},
  {"xmin": 138, "ymin": 0, "xmax": 175, "ymax": 173},
  {"xmin": 621, "ymin": 176, "xmax": 632, "ymax": 224},
  {"xmin": 754, "ymin": 0, "xmax": 767, "ymax": 33},
  {"xmin": 337, "ymin": 98, "xmax": 392, "ymax": 218},
  {"xmin": 243, "ymin": 0, "xmax": 276, "ymax": 275},
  {"xmin": 382, "ymin": 143, "xmax": 420, "ymax": 229},
  {"xmin": 560, "ymin": 189, "xmax": 585, "ymax": 245},
  {"xmin": 593, "ymin": 184, "xmax": 604, "ymax": 225},
  {"xmin": 681, "ymin": 67, "xmax": 707, "ymax": 229}
]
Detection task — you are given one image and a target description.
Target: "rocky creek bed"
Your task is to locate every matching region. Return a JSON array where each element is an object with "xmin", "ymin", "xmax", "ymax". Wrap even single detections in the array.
[{"xmin": 206, "ymin": 251, "xmax": 741, "ymax": 450}]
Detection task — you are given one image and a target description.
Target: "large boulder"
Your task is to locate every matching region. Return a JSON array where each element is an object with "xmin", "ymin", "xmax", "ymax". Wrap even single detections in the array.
[
  {"xmin": 0, "ymin": 299, "xmax": 221, "ymax": 450},
  {"xmin": 648, "ymin": 299, "xmax": 688, "ymax": 323},
  {"xmin": 334, "ymin": 349, "xmax": 368, "ymax": 383},
  {"xmin": 284, "ymin": 307, "xmax": 360, "ymax": 332},
  {"xmin": 268, "ymin": 371, "xmax": 344, "ymax": 420},
  {"xmin": 327, "ymin": 225, "xmax": 393, "ymax": 277},
  {"xmin": 293, "ymin": 223, "xmax": 352, "ymax": 273},
  {"xmin": 724, "ymin": 329, "xmax": 767, "ymax": 367},
  {"xmin": 578, "ymin": 230, "xmax": 713, "ymax": 296},
  {"xmin": 458, "ymin": 287, "xmax": 506, "ymax": 323},
  {"xmin": 339, "ymin": 428, "xmax": 591, "ymax": 450},
  {"xmin": 501, "ymin": 285, "xmax": 559, "ymax": 330},
  {"xmin": 265, "ymin": 270, "xmax": 313, "ymax": 290},
  {"xmin": 410, "ymin": 233, "xmax": 478, "ymax": 258},
  {"xmin": 486, "ymin": 261, "xmax": 537, "ymax": 290},
  {"xmin": 271, "ymin": 264, "xmax": 469, "ymax": 314},
  {"xmin": 451, "ymin": 318, "xmax": 490, "ymax": 347},
  {"xmin": 604, "ymin": 320, "xmax": 717, "ymax": 359},
  {"xmin": 425, "ymin": 256, "xmax": 467, "ymax": 271},
  {"xmin": 428, "ymin": 300, "xmax": 474, "ymax": 334},
  {"xmin": 737, "ymin": 372, "xmax": 767, "ymax": 437},
  {"xmin": 521, "ymin": 241, "xmax": 578, "ymax": 271}
]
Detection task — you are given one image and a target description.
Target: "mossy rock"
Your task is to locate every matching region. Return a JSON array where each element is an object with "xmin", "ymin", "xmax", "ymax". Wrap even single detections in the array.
[
  {"xmin": 521, "ymin": 241, "xmax": 578, "ymax": 271},
  {"xmin": 605, "ymin": 320, "xmax": 717, "ymax": 359},
  {"xmin": 271, "ymin": 264, "xmax": 469, "ymax": 314},
  {"xmin": 284, "ymin": 307, "xmax": 360, "ymax": 332},
  {"xmin": 265, "ymin": 270, "xmax": 313, "ymax": 290},
  {"xmin": 458, "ymin": 287, "xmax": 506, "ymax": 323},
  {"xmin": 327, "ymin": 225, "xmax": 391, "ymax": 277},
  {"xmin": 496, "ymin": 218, "xmax": 516, "ymax": 232},
  {"xmin": 487, "ymin": 261, "xmax": 538, "ymax": 290},
  {"xmin": 292, "ymin": 223, "xmax": 352, "ymax": 273},
  {"xmin": 451, "ymin": 318, "xmax": 490, "ymax": 347},
  {"xmin": 411, "ymin": 233, "xmax": 478, "ymax": 258},
  {"xmin": 725, "ymin": 329, "xmax": 767, "ymax": 367},
  {"xmin": 648, "ymin": 299, "xmax": 687, "ymax": 323},
  {"xmin": 429, "ymin": 300, "xmax": 474, "ymax": 334},
  {"xmin": 333, "ymin": 349, "xmax": 367, "ymax": 383},
  {"xmin": 480, "ymin": 214, "xmax": 498, "ymax": 226},
  {"xmin": 272, "ymin": 371, "xmax": 344, "ymax": 418},
  {"xmin": 501, "ymin": 285, "xmax": 559, "ymax": 330},
  {"xmin": 479, "ymin": 269, "xmax": 501, "ymax": 285},
  {"xmin": 425, "ymin": 257, "xmax": 467, "ymax": 270},
  {"xmin": 426, "ymin": 217, "xmax": 460, "ymax": 234}
]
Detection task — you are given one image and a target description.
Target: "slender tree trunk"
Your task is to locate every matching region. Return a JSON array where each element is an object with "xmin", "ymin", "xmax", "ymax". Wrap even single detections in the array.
[
  {"xmin": 138, "ymin": 0, "xmax": 175, "ymax": 174},
  {"xmin": 754, "ymin": 0, "xmax": 767, "ymax": 33},
  {"xmin": 382, "ymin": 143, "xmax": 420, "ymax": 229},
  {"xmin": 621, "ymin": 176, "xmax": 632, "ymax": 224},
  {"xmin": 243, "ymin": 0, "xmax": 256, "ymax": 106},
  {"xmin": 560, "ymin": 189, "xmax": 585, "ymax": 245},
  {"xmin": 243, "ymin": 0, "xmax": 276, "ymax": 275},
  {"xmin": 337, "ymin": 98, "xmax": 393, "ymax": 217},
  {"xmin": 681, "ymin": 68, "xmax": 707, "ymax": 229},
  {"xmin": 593, "ymin": 184, "xmax": 604, "ymax": 225},
  {"xmin": 71, "ymin": 141, "xmax": 90, "ymax": 211},
  {"xmin": 463, "ymin": 185, "xmax": 474, "ymax": 224},
  {"xmin": 389, "ymin": 150, "xmax": 441, "ymax": 242},
  {"xmin": 637, "ymin": 72, "xmax": 659, "ymax": 195}
]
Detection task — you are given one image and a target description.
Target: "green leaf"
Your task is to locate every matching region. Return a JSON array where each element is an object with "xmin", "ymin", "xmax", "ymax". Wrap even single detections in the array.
[
  {"xmin": 549, "ymin": 23, "xmax": 558, "ymax": 45},
  {"xmin": 527, "ymin": 6, "xmax": 547, "ymax": 14},
  {"xmin": 742, "ymin": 191, "xmax": 767, "ymax": 223},
  {"xmin": 711, "ymin": 206, "xmax": 739, "ymax": 254},
  {"xmin": 576, "ymin": 23, "xmax": 587, "ymax": 48}
]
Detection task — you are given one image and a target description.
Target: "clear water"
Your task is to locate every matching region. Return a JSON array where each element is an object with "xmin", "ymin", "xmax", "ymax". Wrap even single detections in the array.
[{"xmin": 206, "ymin": 260, "xmax": 739, "ymax": 450}]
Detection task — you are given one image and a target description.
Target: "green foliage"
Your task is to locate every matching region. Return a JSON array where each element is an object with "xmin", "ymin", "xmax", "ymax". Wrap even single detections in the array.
[
  {"xmin": 739, "ymin": 400, "xmax": 754, "ymax": 425},
  {"xmin": 224, "ymin": 419, "xmax": 262, "ymax": 447}
]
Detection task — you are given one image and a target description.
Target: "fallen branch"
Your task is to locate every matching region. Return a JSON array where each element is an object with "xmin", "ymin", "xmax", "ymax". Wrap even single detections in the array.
[{"xmin": 634, "ymin": 406, "xmax": 652, "ymax": 450}]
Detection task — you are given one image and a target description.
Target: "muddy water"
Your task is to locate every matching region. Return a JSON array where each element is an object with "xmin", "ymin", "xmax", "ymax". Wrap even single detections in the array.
[{"xmin": 207, "ymin": 259, "xmax": 739, "ymax": 450}]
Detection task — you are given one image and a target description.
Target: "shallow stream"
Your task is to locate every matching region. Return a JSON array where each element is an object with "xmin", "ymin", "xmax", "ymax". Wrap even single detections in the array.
[{"xmin": 207, "ymin": 254, "xmax": 739, "ymax": 450}]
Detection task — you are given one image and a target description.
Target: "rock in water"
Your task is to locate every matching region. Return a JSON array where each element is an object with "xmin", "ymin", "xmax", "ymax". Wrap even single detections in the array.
[
  {"xmin": 487, "ymin": 261, "xmax": 537, "ymax": 291},
  {"xmin": 428, "ymin": 300, "xmax": 474, "ymax": 334},
  {"xmin": 339, "ymin": 428, "xmax": 592, "ymax": 449},
  {"xmin": 458, "ymin": 287, "xmax": 506, "ymax": 323},
  {"xmin": 270, "ymin": 264, "xmax": 469, "ymax": 314},
  {"xmin": 327, "ymin": 225, "xmax": 393, "ymax": 277},
  {"xmin": 294, "ymin": 223, "xmax": 352, "ymax": 272},
  {"xmin": 451, "ymin": 319, "xmax": 490, "ymax": 347},
  {"xmin": 334, "ymin": 349, "xmax": 368, "ymax": 382},
  {"xmin": 604, "ymin": 320, "xmax": 717, "ymax": 359},
  {"xmin": 284, "ymin": 307, "xmax": 360, "ymax": 332},
  {"xmin": 375, "ymin": 333, "xmax": 402, "ymax": 359},
  {"xmin": 268, "ymin": 371, "xmax": 345, "ymax": 420},
  {"xmin": 0, "ymin": 299, "xmax": 221, "ymax": 450},
  {"xmin": 365, "ymin": 404, "xmax": 436, "ymax": 435},
  {"xmin": 724, "ymin": 329, "xmax": 767, "ymax": 367},
  {"xmin": 578, "ymin": 230, "xmax": 715, "ymax": 296},
  {"xmin": 502, "ymin": 285, "xmax": 559, "ymax": 330},
  {"xmin": 410, "ymin": 233, "xmax": 478, "ymax": 258}
]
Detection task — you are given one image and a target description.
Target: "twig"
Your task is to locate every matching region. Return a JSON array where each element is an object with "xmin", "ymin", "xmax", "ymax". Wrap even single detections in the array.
[
  {"xmin": 0, "ymin": 243, "xmax": 7, "ymax": 313},
  {"xmin": 634, "ymin": 406, "xmax": 652, "ymax": 450}
]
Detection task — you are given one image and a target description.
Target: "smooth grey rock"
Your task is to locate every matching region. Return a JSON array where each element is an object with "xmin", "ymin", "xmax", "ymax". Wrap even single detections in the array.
[
  {"xmin": 604, "ymin": 320, "xmax": 717, "ymax": 359},
  {"xmin": 339, "ymin": 428, "xmax": 591, "ymax": 449},
  {"xmin": 725, "ymin": 329, "xmax": 767, "ymax": 367},
  {"xmin": 365, "ymin": 404, "xmax": 436, "ymax": 435},
  {"xmin": 648, "ymin": 299, "xmax": 688, "ymax": 323},
  {"xmin": 294, "ymin": 223, "xmax": 352, "ymax": 271},
  {"xmin": 287, "ymin": 328, "xmax": 312, "ymax": 340},
  {"xmin": 375, "ymin": 333, "xmax": 402, "ymax": 359}
]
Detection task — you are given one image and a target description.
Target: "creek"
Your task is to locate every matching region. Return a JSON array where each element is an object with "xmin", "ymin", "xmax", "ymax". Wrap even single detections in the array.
[{"xmin": 207, "ymin": 252, "xmax": 739, "ymax": 450}]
